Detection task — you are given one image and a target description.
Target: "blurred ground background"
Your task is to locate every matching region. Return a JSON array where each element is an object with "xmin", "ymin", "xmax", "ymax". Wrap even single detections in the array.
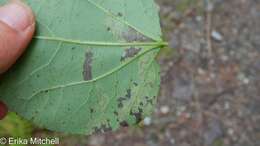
[{"xmin": 0, "ymin": 0, "xmax": 259, "ymax": 146}]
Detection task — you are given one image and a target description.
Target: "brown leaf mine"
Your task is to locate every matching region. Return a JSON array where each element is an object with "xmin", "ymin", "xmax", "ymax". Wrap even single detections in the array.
[
  {"xmin": 83, "ymin": 51, "xmax": 93, "ymax": 81},
  {"xmin": 121, "ymin": 47, "xmax": 142, "ymax": 62}
]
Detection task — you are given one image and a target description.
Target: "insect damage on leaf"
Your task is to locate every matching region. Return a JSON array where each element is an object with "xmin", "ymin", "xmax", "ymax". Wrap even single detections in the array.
[
  {"xmin": 83, "ymin": 51, "xmax": 93, "ymax": 81},
  {"xmin": 145, "ymin": 96, "xmax": 154, "ymax": 105},
  {"xmin": 119, "ymin": 121, "xmax": 129, "ymax": 127},
  {"xmin": 117, "ymin": 12, "xmax": 123, "ymax": 17},
  {"xmin": 122, "ymin": 27, "xmax": 151, "ymax": 42},
  {"xmin": 117, "ymin": 89, "xmax": 132, "ymax": 108},
  {"xmin": 0, "ymin": 0, "xmax": 164, "ymax": 135},
  {"xmin": 130, "ymin": 108, "xmax": 143, "ymax": 124},
  {"xmin": 121, "ymin": 47, "xmax": 142, "ymax": 62},
  {"xmin": 106, "ymin": 17, "xmax": 151, "ymax": 42},
  {"xmin": 93, "ymin": 124, "xmax": 113, "ymax": 134}
]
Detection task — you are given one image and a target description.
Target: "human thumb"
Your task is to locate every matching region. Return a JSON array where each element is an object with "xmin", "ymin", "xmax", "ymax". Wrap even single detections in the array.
[
  {"xmin": 0, "ymin": 0, "xmax": 35, "ymax": 119},
  {"xmin": 0, "ymin": 0, "xmax": 35, "ymax": 74}
]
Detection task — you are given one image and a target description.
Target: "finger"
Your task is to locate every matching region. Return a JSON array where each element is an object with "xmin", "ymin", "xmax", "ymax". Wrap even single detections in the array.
[
  {"xmin": 0, "ymin": 0, "xmax": 35, "ymax": 120},
  {"xmin": 0, "ymin": 101, "xmax": 7, "ymax": 120},
  {"xmin": 0, "ymin": 0, "xmax": 35, "ymax": 74}
]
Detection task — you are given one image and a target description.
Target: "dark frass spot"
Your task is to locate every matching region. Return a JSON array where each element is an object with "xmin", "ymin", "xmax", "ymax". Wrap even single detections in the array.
[
  {"xmin": 94, "ymin": 127, "xmax": 102, "ymax": 133},
  {"xmin": 118, "ymin": 96, "xmax": 125, "ymax": 103},
  {"xmin": 121, "ymin": 47, "xmax": 142, "ymax": 62},
  {"xmin": 145, "ymin": 96, "xmax": 153, "ymax": 105},
  {"xmin": 130, "ymin": 108, "xmax": 143, "ymax": 123},
  {"xmin": 126, "ymin": 89, "xmax": 131, "ymax": 99},
  {"xmin": 93, "ymin": 124, "xmax": 112, "ymax": 134},
  {"xmin": 117, "ymin": 12, "xmax": 123, "ymax": 17},
  {"xmin": 133, "ymin": 82, "xmax": 138, "ymax": 86},
  {"xmin": 147, "ymin": 99, "xmax": 153, "ymax": 105},
  {"xmin": 90, "ymin": 108, "xmax": 94, "ymax": 113},
  {"xmin": 117, "ymin": 89, "xmax": 132, "ymax": 108},
  {"xmin": 107, "ymin": 27, "xmax": 111, "ymax": 31},
  {"xmin": 118, "ymin": 102, "xmax": 123, "ymax": 108},
  {"xmin": 120, "ymin": 121, "xmax": 129, "ymax": 127},
  {"xmin": 100, "ymin": 124, "xmax": 112, "ymax": 132},
  {"xmin": 83, "ymin": 51, "xmax": 93, "ymax": 81},
  {"xmin": 114, "ymin": 111, "xmax": 119, "ymax": 116}
]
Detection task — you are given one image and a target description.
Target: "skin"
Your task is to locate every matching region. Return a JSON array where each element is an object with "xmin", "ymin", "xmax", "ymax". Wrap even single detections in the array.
[{"xmin": 0, "ymin": 0, "xmax": 35, "ymax": 119}]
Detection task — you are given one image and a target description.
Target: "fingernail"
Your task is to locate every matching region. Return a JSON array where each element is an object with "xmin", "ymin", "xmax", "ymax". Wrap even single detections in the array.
[{"xmin": 0, "ymin": 0, "xmax": 34, "ymax": 32}]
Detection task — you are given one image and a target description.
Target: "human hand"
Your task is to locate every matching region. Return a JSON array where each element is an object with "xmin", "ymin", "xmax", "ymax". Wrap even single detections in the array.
[{"xmin": 0, "ymin": 0, "xmax": 35, "ymax": 119}]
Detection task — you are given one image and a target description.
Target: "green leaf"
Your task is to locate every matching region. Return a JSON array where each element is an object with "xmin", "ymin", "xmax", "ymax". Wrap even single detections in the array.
[{"xmin": 0, "ymin": 0, "xmax": 166, "ymax": 135}]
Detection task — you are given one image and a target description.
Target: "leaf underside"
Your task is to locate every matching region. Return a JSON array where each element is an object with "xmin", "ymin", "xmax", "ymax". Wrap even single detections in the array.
[{"xmin": 0, "ymin": 0, "xmax": 163, "ymax": 135}]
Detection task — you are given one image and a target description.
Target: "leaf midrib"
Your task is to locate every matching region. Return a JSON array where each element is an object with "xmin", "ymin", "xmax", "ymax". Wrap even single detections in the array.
[
  {"xmin": 15, "ymin": 0, "xmax": 167, "ymax": 100},
  {"xmin": 22, "ymin": 46, "xmax": 160, "ymax": 100},
  {"xmin": 34, "ymin": 36, "xmax": 168, "ymax": 47}
]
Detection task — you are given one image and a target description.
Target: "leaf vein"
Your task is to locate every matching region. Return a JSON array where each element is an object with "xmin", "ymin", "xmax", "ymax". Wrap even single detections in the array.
[
  {"xmin": 23, "ymin": 46, "xmax": 159, "ymax": 100},
  {"xmin": 86, "ymin": 0, "xmax": 157, "ymax": 41},
  {"xmin": 34, "ymin": 36, "xmax": 167, "ymax": 47}
]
